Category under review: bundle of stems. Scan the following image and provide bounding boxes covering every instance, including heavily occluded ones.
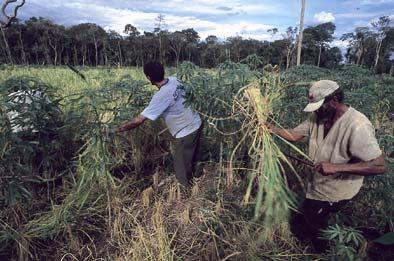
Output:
[228,75,309,233]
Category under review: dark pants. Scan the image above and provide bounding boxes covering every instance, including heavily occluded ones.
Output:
[173,126,203,187]
[291,198,349,253]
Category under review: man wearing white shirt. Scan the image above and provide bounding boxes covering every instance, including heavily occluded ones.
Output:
[118,61,203,187]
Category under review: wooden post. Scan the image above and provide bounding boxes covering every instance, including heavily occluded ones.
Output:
[296,0,305,66]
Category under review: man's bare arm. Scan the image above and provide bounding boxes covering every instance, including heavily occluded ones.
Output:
[315,155,387,176]
[267,124,305,142]
[117,115,146,132]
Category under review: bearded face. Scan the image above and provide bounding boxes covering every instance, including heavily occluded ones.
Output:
[316,100,336,123]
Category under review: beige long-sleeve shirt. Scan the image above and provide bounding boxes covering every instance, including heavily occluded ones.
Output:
[293,107,382,202]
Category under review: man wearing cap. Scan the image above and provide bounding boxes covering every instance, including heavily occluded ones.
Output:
[268,80,386,253]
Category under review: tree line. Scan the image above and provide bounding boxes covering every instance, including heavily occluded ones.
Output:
[1,16,393,73]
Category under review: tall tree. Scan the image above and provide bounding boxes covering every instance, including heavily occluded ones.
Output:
[282,26,298,69]
[341,27,373,65]
[86,24,106,66]
[124,24,141,66]
[47,23,66,65]
[371,16,391,71]
[154,14,166,64]
[226,36,243,62]
[168,31,186,66]
[201,35,221,67]
[11,20,27,64]
[181,28,199,62]
[24,17,57,65]
[0,0,26,64]
[382,28,394,75]
[316,22,335,67]
[267,27,278,44]
[107,30,123,66]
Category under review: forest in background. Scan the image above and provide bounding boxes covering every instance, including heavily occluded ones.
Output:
[1,15,393,73]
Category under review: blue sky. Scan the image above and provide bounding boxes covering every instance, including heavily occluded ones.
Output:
[10,0,394,49]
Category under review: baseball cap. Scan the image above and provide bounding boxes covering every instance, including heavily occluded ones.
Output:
[303,80,339,112]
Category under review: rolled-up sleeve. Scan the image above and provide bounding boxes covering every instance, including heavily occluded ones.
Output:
[141,91,172,121]
[292,117,311,137]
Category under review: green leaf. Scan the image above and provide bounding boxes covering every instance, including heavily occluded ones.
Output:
[372,232,394,245]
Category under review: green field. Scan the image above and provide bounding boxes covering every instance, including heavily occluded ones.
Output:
[0,64,393,260]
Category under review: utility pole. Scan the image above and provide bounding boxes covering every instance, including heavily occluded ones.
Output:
[296,0,305,66]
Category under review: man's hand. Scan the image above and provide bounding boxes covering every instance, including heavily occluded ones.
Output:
[117,125,128,132]
[117,115,147,133]
[265,122,275,133]
[314,162,338,176]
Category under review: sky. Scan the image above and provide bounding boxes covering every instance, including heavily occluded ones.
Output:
[7,0,394,50]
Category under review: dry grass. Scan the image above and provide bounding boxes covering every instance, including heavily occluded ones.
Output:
[95,165,308,261]
[0,133,311,261]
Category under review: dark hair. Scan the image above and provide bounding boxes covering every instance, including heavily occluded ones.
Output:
[143,61,165,82]
[324,88,344,103]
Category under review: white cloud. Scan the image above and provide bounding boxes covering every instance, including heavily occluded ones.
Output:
[26,1,274,41]
[332,39,349,49]
[147,0,278,17]
[24,0,279,22]
[361,0,394,5]
[314,11,335,23]
[353,20,371,27]
[149,0,235,15]
[231,3,278,14]
[196,21,273,40]
[331,39,350,59]
[336,11,385,19]
[342,0,394,6]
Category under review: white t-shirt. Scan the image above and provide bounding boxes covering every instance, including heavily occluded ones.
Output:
[141,77,202,138]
